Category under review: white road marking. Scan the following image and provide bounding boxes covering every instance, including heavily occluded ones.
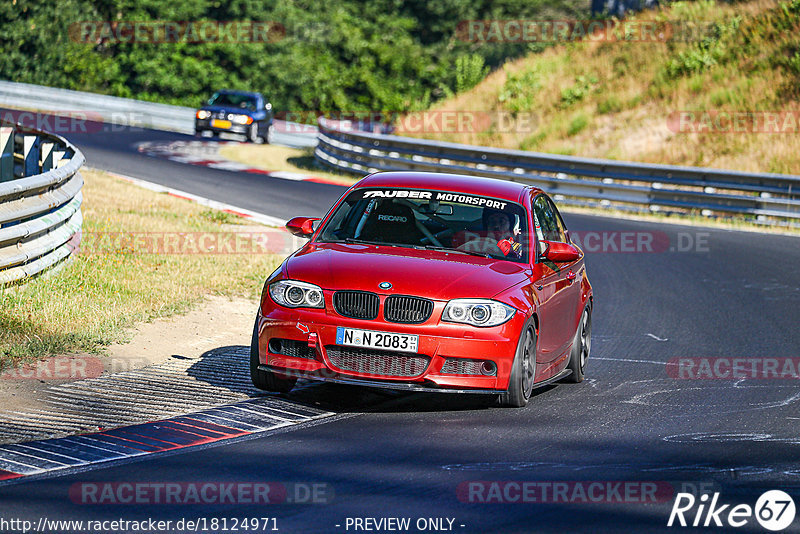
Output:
[593,357,665,365]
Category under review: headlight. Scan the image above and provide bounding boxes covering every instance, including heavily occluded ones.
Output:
[196,110,211,120]
[231,114,253,125]
[269,280,324,308]
[442,299,515,327]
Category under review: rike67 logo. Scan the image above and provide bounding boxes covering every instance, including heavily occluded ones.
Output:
[668,490,796,531]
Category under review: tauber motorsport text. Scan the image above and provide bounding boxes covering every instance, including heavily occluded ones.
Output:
[361,190,508,210]
[667,490,796,530]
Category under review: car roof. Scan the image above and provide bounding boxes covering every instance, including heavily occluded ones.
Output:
[355,171,543,204]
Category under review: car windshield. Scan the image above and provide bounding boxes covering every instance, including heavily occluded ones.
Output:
[317,188,530,263]
[207,92,257,111]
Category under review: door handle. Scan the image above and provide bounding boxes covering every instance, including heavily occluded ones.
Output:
[565,270,577,283]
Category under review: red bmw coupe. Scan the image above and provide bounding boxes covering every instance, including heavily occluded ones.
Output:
[251,172,592,407]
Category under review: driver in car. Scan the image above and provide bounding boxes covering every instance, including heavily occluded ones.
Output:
[459,208,522,258]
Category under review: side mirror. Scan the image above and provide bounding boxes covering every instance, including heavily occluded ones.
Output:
[540,240,580,262]
[286,216,320,238]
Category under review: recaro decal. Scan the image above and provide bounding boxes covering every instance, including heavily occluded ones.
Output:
[377,215,408,222]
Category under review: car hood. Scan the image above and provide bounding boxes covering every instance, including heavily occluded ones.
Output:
[285,242,530,300]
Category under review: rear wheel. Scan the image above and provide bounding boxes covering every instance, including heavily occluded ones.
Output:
[566,304,592,383]
[264,123,275,144]
[499,321,537,408]
[250,318,296,393]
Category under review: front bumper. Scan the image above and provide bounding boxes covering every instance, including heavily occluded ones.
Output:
[195,118,249,135]
[256,298,525,392]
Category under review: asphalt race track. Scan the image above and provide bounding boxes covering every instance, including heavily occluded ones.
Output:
[1,122,799,533]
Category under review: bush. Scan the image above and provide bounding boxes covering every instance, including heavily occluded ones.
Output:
[597,95,622,114]
[498,68,542,114]
[560,75,599,108]
[567,113,589,136]
[456,54,489,94]
[662,16,742,79]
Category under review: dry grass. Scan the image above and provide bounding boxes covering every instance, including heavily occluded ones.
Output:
[0,169,282,365]
[403,0,800,175]
[219,144,360,185]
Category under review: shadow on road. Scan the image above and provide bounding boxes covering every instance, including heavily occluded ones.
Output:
[184,345,561,415]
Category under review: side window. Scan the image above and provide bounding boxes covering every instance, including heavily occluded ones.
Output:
[533,195,564,243]
[546,197,568,241]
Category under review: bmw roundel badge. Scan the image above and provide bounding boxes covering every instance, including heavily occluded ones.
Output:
[379,282,392,290]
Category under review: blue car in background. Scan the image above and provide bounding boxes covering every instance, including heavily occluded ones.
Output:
[195,90,274,143]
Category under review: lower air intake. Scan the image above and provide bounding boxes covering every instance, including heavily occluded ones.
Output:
[269,339,316,360]
[326,346,430,378]
[441,358,497,376]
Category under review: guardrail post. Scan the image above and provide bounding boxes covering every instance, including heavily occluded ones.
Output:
[40,142,55,172]
[52,145,66,169]
[22,135,41,177]
[0,127,12,182]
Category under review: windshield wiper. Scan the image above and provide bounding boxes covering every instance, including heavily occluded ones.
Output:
[343,238,398,247]
[421,245,492,259]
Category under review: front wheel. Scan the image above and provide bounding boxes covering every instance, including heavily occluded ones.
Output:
[250,318,296,393]
[498,321,537,408]
[248,123,263,144]
[565,304,592,383]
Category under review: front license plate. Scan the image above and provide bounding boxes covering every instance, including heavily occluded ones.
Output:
[211,119,232,129]
[336,327,419,353]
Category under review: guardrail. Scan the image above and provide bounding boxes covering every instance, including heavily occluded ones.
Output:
[315,117,800,223]
[0,120,84,285]
[0,80,319,148]
[0,80,195,134]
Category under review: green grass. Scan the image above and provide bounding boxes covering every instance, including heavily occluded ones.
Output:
[567,113,590,136]
[0,169,282,367]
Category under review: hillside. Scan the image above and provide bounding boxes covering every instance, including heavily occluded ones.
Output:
[400,0,800,174]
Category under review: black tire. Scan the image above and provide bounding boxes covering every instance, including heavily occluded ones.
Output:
[264,123,275,144]
[565,304,592,383]
[498,320,537,408]
[248,122,262,144]
[250,318,297,393]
